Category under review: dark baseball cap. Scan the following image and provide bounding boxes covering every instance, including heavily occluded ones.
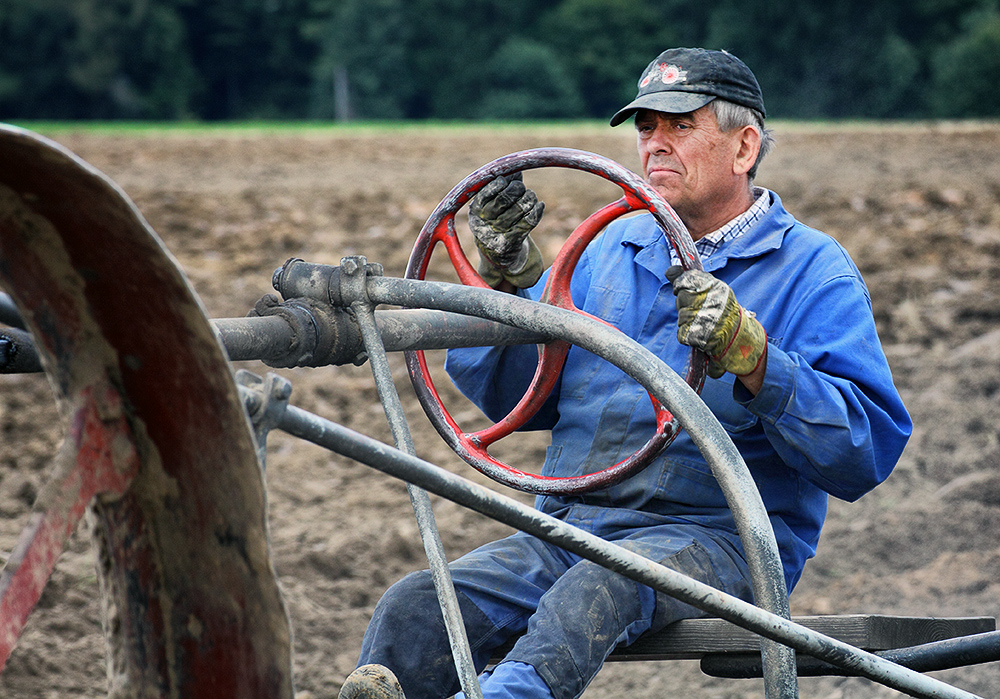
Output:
[610,48,765,126]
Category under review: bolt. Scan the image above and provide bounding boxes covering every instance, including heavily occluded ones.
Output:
[270,377,292,401]
[342,258,359,275]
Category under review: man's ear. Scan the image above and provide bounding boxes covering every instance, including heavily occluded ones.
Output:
[733,125,762,177]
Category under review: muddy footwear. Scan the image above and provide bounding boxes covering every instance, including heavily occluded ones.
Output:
[338,664,406,699]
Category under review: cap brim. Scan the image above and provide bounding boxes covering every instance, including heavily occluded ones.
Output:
[609,92,716,126]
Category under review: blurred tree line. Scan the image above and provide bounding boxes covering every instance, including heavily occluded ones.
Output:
[3,0,1000,121]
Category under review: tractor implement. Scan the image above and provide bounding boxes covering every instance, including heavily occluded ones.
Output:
[0,124,996,699]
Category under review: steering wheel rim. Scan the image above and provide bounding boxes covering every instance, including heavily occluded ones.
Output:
[404,147,707,495]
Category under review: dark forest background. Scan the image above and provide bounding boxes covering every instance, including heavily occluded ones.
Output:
[3,0,1000,121]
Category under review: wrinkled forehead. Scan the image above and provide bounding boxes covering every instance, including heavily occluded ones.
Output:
[633,105,718,126]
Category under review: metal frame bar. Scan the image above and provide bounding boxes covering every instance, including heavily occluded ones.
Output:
[700,629,1000,678]
[270,256,795,695]
[342,258,484,699]
[246,389,978,699]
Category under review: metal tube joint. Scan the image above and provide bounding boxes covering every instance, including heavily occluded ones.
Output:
[272,256,384,309]
[248,292,365,368]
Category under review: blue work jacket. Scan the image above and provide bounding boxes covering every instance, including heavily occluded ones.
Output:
[445,192,912,590]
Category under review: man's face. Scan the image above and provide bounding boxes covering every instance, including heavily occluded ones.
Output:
[635,106,748,224]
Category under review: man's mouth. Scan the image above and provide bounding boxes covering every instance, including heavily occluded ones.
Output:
[647,165,681,179]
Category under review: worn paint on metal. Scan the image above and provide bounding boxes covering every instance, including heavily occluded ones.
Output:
[0,386,139,669]
[0,125,293,698]
[404,148,707,496]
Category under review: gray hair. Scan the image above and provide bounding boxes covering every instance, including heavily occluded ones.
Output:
[708,99,774,181]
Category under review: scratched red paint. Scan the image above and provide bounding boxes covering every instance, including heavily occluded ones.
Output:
[0,388,138,670]
[406,149,703,495]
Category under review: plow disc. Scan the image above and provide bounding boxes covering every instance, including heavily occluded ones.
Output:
[0,126,292,697]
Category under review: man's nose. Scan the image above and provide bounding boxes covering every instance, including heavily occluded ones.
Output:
[647,125,674,153]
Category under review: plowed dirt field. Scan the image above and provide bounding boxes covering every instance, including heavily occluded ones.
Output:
[2,122,1000,698]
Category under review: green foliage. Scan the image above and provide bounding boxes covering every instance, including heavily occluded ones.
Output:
[539,0,694,119]
[931,8,1000,116]
[179,0,319,119]
[403,0,563,118]
[0,0,78,118]
[1,0,999,120]
[704,0,925,117]
[474,39,583,119]
[310,0,415,119]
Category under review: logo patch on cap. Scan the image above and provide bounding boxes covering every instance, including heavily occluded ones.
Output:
[640,62,688,88]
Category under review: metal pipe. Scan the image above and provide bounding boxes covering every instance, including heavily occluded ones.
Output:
[0,292,25,330]
[885,631,1000,674]
[350,293,484,699]
[216,308,544,365]
[269,260,799,694]
[271,262,794,651]
[0,326,42,373]
[268,399,979,699]
[214,315,298,362]
[372,309,547,352]
[5,310,546,374]
[701,630,1000,678]
[357,274,798,696]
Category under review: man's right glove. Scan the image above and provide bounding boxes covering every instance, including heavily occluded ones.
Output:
[665,266,767,379]
[469,172,545,288]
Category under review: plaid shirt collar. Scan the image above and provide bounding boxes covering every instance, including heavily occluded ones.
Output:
[668,187,771,267]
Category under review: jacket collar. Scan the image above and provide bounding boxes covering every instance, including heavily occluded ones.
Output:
[623,190,794,277]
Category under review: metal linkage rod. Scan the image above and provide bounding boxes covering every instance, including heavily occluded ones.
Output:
[270,401,980,699]
[0,326,41,373]
[269,258,798,695]
[0,292,24,329]
[702,630,1000,679]
[342,259,483,699]
[214,308,544,366]
[883,632,1000,674]
[270,262,794,636]
[3,309,545,373]
[371,309,547,352]
[214,315,299,363]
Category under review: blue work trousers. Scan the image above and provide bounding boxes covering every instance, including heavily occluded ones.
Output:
[357,522,754,699]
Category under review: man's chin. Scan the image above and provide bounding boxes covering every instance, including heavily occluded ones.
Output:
[645,177,680,204]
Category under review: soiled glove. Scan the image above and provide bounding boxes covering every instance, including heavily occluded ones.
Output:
[469,172,544,288]
[665,266,767,379]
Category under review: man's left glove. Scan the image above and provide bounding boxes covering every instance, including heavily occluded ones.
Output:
[665,266,767,379]
[469,172,545,288]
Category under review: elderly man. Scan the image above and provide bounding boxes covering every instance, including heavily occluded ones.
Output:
[342,47,911,699]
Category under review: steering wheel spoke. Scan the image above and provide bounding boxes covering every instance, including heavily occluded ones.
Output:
[463,339,571,450]
[415,212,492,288]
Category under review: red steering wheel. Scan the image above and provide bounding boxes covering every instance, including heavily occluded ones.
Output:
[404,148,707,495]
